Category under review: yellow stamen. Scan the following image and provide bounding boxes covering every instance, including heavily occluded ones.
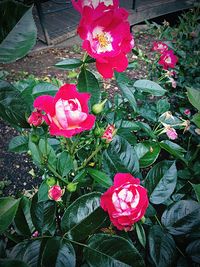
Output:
[96,33,109,48]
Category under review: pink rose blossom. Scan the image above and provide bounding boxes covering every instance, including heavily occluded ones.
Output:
[72,0,119,13]
[158,50,178,70]
[166,127,178,140]
[73,1,134,78]
[102,124,115,143]
[33,84,96,138]
[48,185,63,201]
[152,41,168,53]
[28,110,43,127]
[100,173,149,231]
[184,109,191,116]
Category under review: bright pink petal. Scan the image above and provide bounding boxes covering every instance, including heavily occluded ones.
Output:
[34,95,55,116]
[114,173,140,187]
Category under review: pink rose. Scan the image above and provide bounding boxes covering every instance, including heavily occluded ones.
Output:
[184,109,191,116]
[166,127,178,140]
[33,84,96,138]
[48,185,63,201]
[102,124,115,143]
[158,50,178,70]
[28,110,43,127]
[73,1,134,78]
[72,0,119,13]
[100,173,149,231]
[152,41,168,53]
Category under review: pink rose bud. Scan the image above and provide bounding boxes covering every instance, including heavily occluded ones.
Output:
[28,110,43,127]
[152,41,168,53]
[100,173,149,231]
[166,127,178,140]
[32,231,39,237]
[184,109,191,116]
[48,185,63,201]
[102,124,115,143]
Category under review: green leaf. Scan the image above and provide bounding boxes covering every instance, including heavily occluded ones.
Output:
[144,160,177,204]
[159,140,186,162]
[156,98,170,114]
[115,72,137,112]
[77,68,101,107]
[0,259,29,267]
[187,87,200,111]
[8,135,28,153]
[103,135,139,177]
[32,82,58,98]
[38,181,49,202]
[28,138,41,167]
[87,168,113,188]
[186,240,200,264]
[161,200,200,235]
[84,233,145,267]
[191,183,200,202]
[192,112,200,128]
[61,192,107,241]
[30,195,56,235]
[39,139,57,168]
[135,222,146,248]
[41,237,76,267]
[57,151,73,178]
[134,79,166,96]
[0,197,20,234]
[10,240,41,267]
[148,225,177,267]
[135,141,160,168]
[0,2,37,63]
[55,58,83,70]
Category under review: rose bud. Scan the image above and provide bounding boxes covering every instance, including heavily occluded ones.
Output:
[102,124,116,143]
[67,182,78,192]
[48,185,63,201]
[92,99,107,115]
[28,109,43,127]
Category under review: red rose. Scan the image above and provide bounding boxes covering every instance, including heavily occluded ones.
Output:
[100,173,149,231]
[158,50,178,70]
[28,109,43,127]
[48,185,63,201]
[152,41,168,53]
[73,1,134,78]
[34,84,96,138]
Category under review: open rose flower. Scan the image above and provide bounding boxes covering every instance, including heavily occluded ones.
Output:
[158,50,178,70]
[34,84,96,137]
[152,41,168,53]
[102,124,115,143]
[28,109,43,127]
[73,1,134,78]
[100,173,149,231]
[48,185,63,201]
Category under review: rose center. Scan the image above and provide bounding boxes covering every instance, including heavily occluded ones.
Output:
[96,33,110,48]
[165,56,171,64]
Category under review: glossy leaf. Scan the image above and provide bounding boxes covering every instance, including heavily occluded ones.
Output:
[187,87,200,111]
[0,197,20,234]
[38,181,49,202]
[87,168,113,188]
[84,233,145,267]
[77,68,100,107]
[28,138,42,167]
[39,139,57,168]
[8,135,28,153]
[32,82,58,98]
[103,135,139,177]
[159,140,186,162]
[61,192,107,241]
[115,72,137,112]
[144,161,177,204]
[134,79,166,96]
[41,237,76,267]
[135,141,160,168]
[57,151,73,177]
[192,112,200,128]
[156,98,170,114]
[55,58,83,70]
[161,200,200,235]
[186,239,200,263]
[135,222,146,248]
[148,225,177,267]
[0,2,37,63]
[191,183,200,202]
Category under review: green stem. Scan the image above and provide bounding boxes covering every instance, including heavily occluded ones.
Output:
[82,51,88,62]
[47,163,68,185]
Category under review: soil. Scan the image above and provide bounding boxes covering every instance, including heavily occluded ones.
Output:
[0,31,152,196]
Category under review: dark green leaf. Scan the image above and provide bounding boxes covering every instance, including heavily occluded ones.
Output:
[103,135,139,177]
[84,233,145,267]
[38,181,49,202]
[187,87,200,111]
[0,259,29,267]
[191,183,200,202]
[55,58,83,70]
[186,240,200,263]
[161,200,200,235]
[135,222,146,248]
[135,141,160,168]
[192,112,200,128]
[77,68,100,107]
[144,161,177,204]
[156,98,170,114]
[115,72,137,112]
[28,138,41,167]
[87,168,113,188]
[0,197,20,234]
[61,192,107,241]
[39,139,57,168]
[8,135,28,153]
[41,237,76,267]
[57,151,73,178]
[32,82,58,98]
[134,79,166,96]
[148,225,177,267]
[0,2,37,63]
[159,140,186,162]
